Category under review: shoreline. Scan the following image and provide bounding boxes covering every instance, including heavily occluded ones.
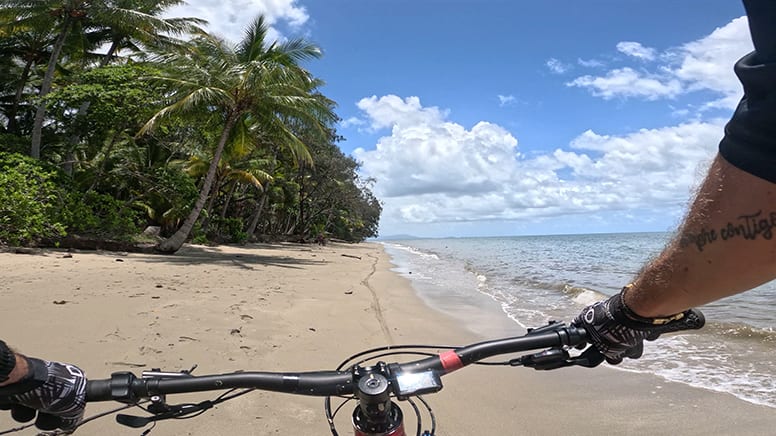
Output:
[0,242,773,435]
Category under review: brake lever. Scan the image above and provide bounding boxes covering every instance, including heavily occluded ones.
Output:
[116,400,215,428]
[511,346,605,370]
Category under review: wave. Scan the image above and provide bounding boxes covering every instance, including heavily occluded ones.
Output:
[559,284,608,306]
[703,321,776,344]
[381,242,440,260]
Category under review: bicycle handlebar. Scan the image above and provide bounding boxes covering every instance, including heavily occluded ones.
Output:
[86,325,589,402]
[1,314,705,435]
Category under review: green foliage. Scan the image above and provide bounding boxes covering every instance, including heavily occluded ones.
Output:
[133,167,199,235]
[208,216,248,244]
[0,133,29,155]
[47,64,166,136]
[58,190,139,239]
[0,152,65,245]
[1,11,383,249]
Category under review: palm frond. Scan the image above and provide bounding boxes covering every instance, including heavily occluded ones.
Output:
[137,86,233,136]
[237,15,270,62]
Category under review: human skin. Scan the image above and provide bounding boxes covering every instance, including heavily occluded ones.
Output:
[624,154,776,317]
[0,353,29,386]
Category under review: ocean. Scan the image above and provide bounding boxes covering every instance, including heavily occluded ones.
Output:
[381,233,776,408]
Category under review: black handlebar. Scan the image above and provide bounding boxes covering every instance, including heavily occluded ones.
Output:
[86,308,707,404]
[86,371,355,402]
[86,325,589,403]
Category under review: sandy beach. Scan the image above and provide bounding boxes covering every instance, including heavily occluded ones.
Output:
[0,242,773,435]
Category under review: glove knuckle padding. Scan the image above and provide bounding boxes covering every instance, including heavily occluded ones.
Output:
[574,291,702,364]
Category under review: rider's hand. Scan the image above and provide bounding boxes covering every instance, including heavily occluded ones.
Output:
[572,286,699,365]
[0,357,87,432]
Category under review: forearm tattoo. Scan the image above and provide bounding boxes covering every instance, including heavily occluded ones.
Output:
[679,210,776,252]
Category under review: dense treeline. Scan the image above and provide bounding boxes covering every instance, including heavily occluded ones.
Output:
[0,1,381,252]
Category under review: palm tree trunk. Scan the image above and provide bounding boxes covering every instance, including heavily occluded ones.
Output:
[246,194,267,237]
[87,130,120,192]
[30,19,72,159]
[220,181,238,219]
[199,172,221,234]
[64,41,120,167]
[246,147,278,237]
[7,58,34,135]
[156,113,239,253]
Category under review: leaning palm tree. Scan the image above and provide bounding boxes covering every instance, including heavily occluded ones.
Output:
[140,15,336,253]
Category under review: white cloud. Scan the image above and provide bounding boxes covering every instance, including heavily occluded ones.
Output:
[497,94,516,107]
[353,95,723,233]
[340,116,365,128]
[164,0,309,44]
[546,58,571,74]
[567,67,683,100]
[616,41,657,61]
[356,95,448,131]
[569,16,752,108]
[669,16,751,105]
[354,95,518,199]
[578,58,606,68]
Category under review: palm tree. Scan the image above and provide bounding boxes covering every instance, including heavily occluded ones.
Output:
[139,15,336,253]
[5,0,93,157]
[4,0,204,158]
[181,145,272,234]
[0,28,54,134]
[61,0,205,174]
[91,0,205,65]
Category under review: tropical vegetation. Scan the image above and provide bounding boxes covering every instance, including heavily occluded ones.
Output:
[0,2,381,251]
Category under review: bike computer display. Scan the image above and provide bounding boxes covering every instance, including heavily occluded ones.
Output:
[393,370,442,398]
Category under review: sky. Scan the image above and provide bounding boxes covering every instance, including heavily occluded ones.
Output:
[165,0,753,238]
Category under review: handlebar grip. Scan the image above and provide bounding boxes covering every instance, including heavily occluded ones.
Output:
[86,379,113,402]
[645,308,705,340]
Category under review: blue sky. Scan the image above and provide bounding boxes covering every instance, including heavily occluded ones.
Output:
[166,1,752,238]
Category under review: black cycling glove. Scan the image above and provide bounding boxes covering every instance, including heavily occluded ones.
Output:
[572,287,705,364]
[0,357,87,432]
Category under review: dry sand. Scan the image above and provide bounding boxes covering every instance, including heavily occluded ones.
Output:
[0,242,773,435]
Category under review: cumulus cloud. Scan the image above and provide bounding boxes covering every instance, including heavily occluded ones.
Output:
[616,41,657,61]
[669,16,752,106]
[164,0,309,44]
[353,95,723,231]
[356,95,448,130]
[340,116,365,128]
[568,68,683,100]
[569,16,752,108]
[354,95,518,199]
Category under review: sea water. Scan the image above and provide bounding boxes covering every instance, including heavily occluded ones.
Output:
[382,233,776,408]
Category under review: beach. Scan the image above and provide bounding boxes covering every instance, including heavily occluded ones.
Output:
[0,242,773,435]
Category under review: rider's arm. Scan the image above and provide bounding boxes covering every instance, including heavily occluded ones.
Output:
[574,0,776,364]
[0,342,29,386]
[0,340,87,431]
[625,0,776,317]
[624,154,776,317]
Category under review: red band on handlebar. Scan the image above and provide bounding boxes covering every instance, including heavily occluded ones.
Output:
[439,350,463,373]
